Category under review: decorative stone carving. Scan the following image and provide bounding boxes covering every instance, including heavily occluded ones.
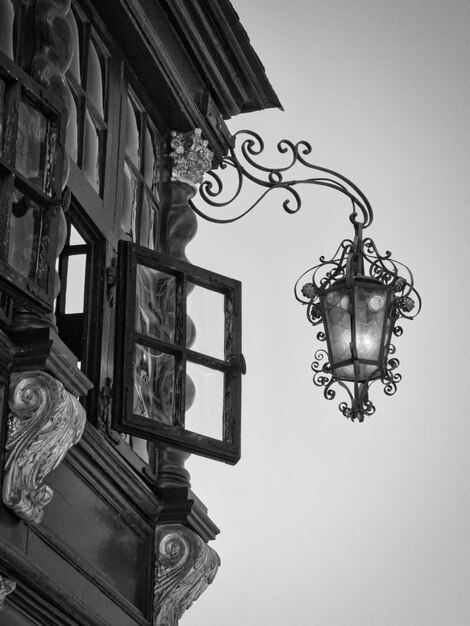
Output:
[0,575,16,610]
[2,370,86,524]
[154,524,220,626]
[170,129,214,189]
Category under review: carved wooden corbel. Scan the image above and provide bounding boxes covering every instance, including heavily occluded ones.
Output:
[2,370,86,524]
[0,575,16,610]
[170,129,214,190]
[154,524,220,626]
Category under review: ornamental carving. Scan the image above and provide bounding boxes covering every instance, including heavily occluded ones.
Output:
[154,524,220,626]
[170,129,214,189]
[2,371,86,524]
[0,575,16,610]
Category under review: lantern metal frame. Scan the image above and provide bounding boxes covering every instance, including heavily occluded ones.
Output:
[190,129,421,421]
[294,223,421,421]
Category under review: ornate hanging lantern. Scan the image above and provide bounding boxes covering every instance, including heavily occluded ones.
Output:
[295,222,420,421]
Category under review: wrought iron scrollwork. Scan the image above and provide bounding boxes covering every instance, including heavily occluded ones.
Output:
[192,130,373,228]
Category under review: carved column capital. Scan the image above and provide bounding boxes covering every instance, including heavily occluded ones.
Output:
[2,370,86,524]
[0,575,16,610]
[170,129,214,190]
[154,524,220,626]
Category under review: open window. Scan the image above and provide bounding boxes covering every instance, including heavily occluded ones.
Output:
[113,241,244,464]
[55,222,88,364]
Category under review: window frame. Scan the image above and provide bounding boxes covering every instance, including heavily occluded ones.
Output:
[113,241,243,464]
[0,51,65,315]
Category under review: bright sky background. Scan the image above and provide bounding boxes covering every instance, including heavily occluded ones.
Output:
[182,2,470,625]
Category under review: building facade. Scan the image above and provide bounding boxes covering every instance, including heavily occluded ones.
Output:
[0,1,280,623]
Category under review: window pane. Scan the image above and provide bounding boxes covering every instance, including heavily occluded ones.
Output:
[0,1,15,59]
[65,254,86,313]
[136,265,175,341]
[133,344,174,424]
[83,110,99,191]
[129,437,149,464]
[65,92,78,162]
[139,192,158,250]
[185,362,223,440]
[86,40,104,116]
[125,98,139,166]
[65,9,81,82]
[144,126,158,192]
[8,189,42,280]
[121,162,138,238]
[69,224,85,246]
[16,99,48,186]
[0,78,5,155]
[186,284,225,359]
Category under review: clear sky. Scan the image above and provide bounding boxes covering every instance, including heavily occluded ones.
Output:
[181,2,470,625]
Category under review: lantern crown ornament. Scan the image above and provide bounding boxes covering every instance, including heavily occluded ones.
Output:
[189,129,421,422]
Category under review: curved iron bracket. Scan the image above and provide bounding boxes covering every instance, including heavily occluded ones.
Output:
[191,129,374,229]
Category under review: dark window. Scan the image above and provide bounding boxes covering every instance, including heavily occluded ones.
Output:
[113,242,243,464]
[0,54,64,313]
[65,5,109,195]
[120,89,163,248]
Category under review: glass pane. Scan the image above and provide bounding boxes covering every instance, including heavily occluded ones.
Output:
[16,99,48,186]
[83,110,100,191]
[86,40,104,116]
[354,284,388,362]
[65,254,86,313]
[0,1,15,59]
[144,126,158,192]
[8,189,41,280]
[136,265,175,342]
[139,192,158,250]
[0,78,5,155]
[185,362,224,440]
[133,344,174,424]
[65,92,78,162]
[121,162,138,238]
[130,437,149,464]
[125,97,139,166]
[69,224,85,246]
[186,284,225,359]
[65,9,81,82]
[322,287,351,365]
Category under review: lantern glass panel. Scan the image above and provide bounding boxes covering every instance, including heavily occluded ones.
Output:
[133,343,175,424]
[354,283,389,365]
[135,265,176,341]
[321,279,392,383]
[322,285,352,364]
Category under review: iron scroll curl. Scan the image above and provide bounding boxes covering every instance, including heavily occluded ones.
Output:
[192,130,374,229]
